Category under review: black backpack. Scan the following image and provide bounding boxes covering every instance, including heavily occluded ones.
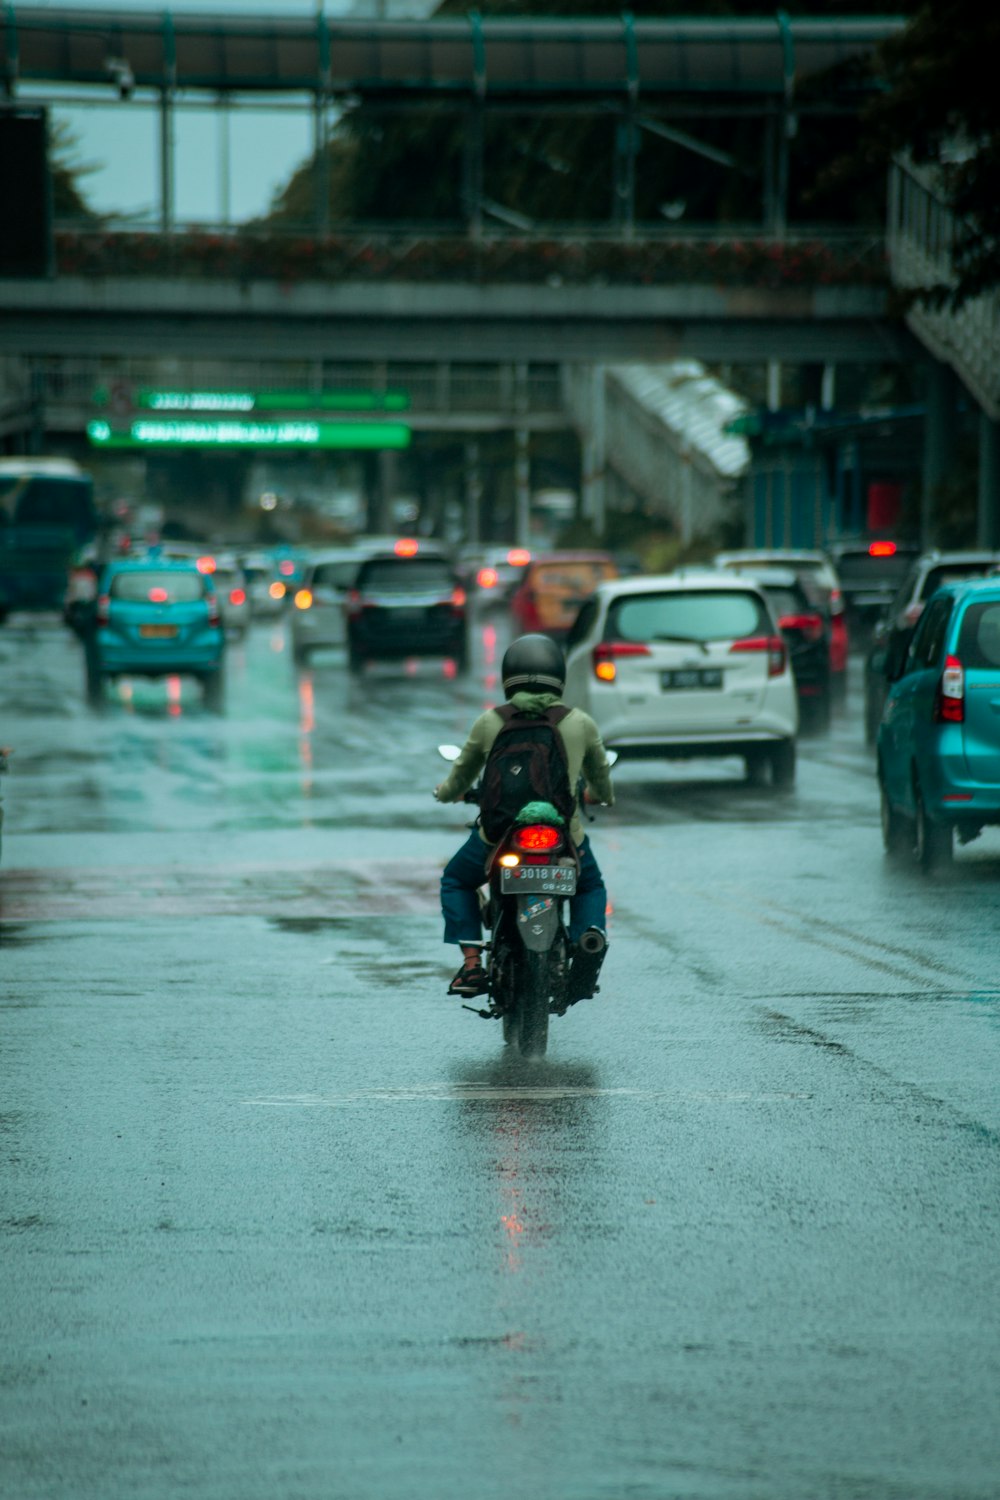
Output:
[479,704,575,844]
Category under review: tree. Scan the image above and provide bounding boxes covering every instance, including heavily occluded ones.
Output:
[49,119,101,223]
[855,0,1000,305]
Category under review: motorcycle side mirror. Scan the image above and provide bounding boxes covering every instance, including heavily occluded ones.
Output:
[437,744,462,762]
[606,750,619,766]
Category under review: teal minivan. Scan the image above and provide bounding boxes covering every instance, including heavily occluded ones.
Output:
[877,578,1000,870]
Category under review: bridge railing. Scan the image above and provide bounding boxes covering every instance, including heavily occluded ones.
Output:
[888,158,1000,419]
[51,224,886,290]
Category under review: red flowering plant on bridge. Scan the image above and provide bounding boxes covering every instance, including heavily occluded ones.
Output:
[53,229,887,289]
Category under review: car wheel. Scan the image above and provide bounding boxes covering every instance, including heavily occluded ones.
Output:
[769,738,796,791]
[914,782,953,872]
[879,774,911,859]
[202,668,226,713]
[745,747,769,786]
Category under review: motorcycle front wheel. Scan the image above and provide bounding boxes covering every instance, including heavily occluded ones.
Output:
[516,948,552,1058]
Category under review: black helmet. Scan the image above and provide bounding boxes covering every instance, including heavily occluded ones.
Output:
[501,634,566,697]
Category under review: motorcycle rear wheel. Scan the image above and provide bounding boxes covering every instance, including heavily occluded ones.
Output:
[516,948,551,1058]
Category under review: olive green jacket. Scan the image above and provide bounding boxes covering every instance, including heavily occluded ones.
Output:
[436,690,614,846]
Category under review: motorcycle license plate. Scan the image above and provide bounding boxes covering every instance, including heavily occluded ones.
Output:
[500,865,576,895]
[661,668,722,690]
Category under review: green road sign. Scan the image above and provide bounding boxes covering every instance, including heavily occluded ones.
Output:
[87,418,412,450]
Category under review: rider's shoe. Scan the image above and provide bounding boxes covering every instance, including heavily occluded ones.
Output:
[448,963,489,997]
[567,928,607,1002]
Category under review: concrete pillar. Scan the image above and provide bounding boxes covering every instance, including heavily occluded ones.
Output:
[581,365,606,537]
[978,410,1000,549]
[922,361,957,547]
[159,88,175,233]
[514,428,531,549]
[464,440,482,546]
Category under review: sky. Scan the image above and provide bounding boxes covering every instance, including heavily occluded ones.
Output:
[23,0,434,224]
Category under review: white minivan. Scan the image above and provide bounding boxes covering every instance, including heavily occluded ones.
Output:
[563,570,799,787]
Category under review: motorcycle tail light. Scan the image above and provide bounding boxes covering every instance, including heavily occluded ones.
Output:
[513,824,562,852]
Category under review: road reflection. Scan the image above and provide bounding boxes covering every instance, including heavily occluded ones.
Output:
[449,1051,604,1426]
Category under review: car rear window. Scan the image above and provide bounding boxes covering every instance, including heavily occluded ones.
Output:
[313,561,359,589]
[109,570,205,603]
[359,558,454,592]
[920,563,995,600]
[835,549,917,585]
[957,601,1000,668]
[605,589,770,644]
[760,584,813,619]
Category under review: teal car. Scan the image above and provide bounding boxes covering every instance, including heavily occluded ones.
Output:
[877,577,1000,870]
[87,553,226,709]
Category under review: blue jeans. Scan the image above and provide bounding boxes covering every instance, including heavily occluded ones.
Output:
[441,831,607,946]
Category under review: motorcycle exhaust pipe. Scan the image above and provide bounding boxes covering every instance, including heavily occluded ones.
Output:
[578,929,606,955]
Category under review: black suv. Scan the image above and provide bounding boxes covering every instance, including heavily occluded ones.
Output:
[863,549,1000,742]
[345,545,468,672]
[828,540,921,650]
[733,566,833,730]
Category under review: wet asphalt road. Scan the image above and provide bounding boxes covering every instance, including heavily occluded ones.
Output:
[2,610,999,1500]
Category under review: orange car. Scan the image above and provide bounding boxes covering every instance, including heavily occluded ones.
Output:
[510,551,619,636]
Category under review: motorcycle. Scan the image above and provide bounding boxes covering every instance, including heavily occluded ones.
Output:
[438,744,613,1058]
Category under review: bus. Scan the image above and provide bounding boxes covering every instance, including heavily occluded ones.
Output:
[0,458,98,620]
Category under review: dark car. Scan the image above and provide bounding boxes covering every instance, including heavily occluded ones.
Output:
[878,578,1000,871]
[715,548,849,697]
[863,550,1000,743]
[346,543,467,672]
[729,566,832,729]
[828,539,921,648]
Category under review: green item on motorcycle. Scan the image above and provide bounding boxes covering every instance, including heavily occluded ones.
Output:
[514,800,565,825]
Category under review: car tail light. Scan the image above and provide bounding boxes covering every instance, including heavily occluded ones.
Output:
[148,587,169,603]
[869,541,897,557]
[451,587,467,610]
[206,594,221,629]
[477,567,499,589]
[294,589,313,610]
[269,581,286,600]
[95,593,110,627]
[829,587,844,615]
[279,560,296,576]
[729,635,787,677]
[197,555,216,574]
[507,548,531,567]
[512,823,562,853]
[394,538,419,557]
[937,654,965,722]
[830,614,848,672]
[779,612,824,643]
[229,588,246,606]
[346,588,364,617]
[592,641,651,682]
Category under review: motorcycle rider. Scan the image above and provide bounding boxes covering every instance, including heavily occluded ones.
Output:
[434,632,614,999]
